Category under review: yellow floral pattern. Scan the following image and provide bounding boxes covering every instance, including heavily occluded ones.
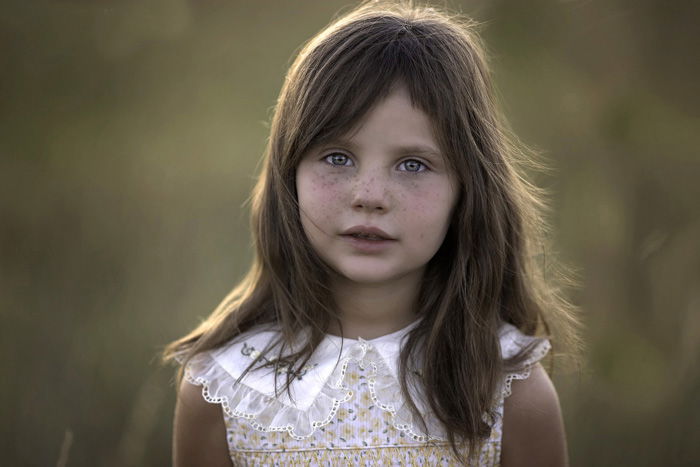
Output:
[179,323,551,466]
[223,359,503,466]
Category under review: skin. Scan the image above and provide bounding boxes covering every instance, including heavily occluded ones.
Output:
[296,83,458,339]
[172,378,231,467]
[502,364,569,467]
[172,84,568,466]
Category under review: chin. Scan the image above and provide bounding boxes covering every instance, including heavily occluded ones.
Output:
[332,265,415,287]
[344,275,397,286]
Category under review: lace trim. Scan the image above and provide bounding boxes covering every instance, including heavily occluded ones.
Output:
[181,338,444,442]
[501,339,551,398]
[182,351,352,441]
[342,338,444,442]
[181,327,550,442]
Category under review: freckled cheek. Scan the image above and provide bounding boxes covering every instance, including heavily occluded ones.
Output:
[299,174,346,223]
[313,175,345,204]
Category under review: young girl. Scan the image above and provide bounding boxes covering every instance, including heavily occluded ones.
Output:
[164,2,578,465]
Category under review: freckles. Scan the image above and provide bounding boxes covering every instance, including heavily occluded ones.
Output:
[307,173,346,208]
[310,173,338,190]
[321,175,339,189]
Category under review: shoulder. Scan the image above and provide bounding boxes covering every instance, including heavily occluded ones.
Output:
[501,363,568,467]
[172,378,232,467]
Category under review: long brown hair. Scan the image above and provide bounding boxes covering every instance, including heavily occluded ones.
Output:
[164,0,579,461]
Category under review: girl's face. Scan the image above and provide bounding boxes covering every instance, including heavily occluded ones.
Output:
[296,84,458,288]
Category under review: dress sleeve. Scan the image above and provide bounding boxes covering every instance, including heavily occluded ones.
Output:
[498,323,551,398]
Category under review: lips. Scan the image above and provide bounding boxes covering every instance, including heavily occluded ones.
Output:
[340,225,395,241]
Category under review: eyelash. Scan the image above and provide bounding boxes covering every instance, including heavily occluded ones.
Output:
[322,153,429,173]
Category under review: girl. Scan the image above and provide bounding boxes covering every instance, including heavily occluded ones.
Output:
[164,1,579,465]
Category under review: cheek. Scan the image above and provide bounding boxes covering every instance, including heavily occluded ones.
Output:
[297,171,344,224]
[404,184,456,241]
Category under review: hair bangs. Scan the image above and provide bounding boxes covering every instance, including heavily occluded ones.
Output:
[164,3,581,463]
[289,17,456,166]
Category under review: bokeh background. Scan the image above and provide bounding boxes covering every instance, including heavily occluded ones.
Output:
[1,0,698,465]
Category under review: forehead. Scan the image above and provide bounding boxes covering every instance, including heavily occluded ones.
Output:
[310,83,438,147]
[342,84,439,149]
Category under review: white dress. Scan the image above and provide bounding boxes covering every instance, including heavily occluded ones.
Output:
[181,321,550,466]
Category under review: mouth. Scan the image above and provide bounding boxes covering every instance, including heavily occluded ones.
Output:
[340,225,395,241]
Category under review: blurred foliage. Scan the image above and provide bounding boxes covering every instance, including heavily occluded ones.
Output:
[1,0,698,465]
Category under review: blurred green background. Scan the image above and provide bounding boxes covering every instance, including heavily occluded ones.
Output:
[1,0,698,465]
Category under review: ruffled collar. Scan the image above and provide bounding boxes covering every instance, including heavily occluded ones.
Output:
[209,319,420,411]
[183,320,550,441]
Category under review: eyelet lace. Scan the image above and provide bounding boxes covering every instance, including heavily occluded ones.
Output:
[180,324,550,441]
[499,324,552,398]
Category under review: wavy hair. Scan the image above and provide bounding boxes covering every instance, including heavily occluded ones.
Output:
[164,1,580,461]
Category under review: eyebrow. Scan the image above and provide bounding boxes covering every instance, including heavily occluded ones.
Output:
[321,137,442,158]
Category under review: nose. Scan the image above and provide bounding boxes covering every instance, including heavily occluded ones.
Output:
[351,172,389,213]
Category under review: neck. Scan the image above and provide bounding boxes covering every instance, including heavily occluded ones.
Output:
[328,272,422,340]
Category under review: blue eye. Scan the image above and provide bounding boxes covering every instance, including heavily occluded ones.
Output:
[399,159,426,172]
[324,153,353,166]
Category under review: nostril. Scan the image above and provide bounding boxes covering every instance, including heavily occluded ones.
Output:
[352,190,388,212]
[353,203,384,211]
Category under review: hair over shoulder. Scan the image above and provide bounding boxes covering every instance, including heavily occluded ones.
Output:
[164,0,581,460]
